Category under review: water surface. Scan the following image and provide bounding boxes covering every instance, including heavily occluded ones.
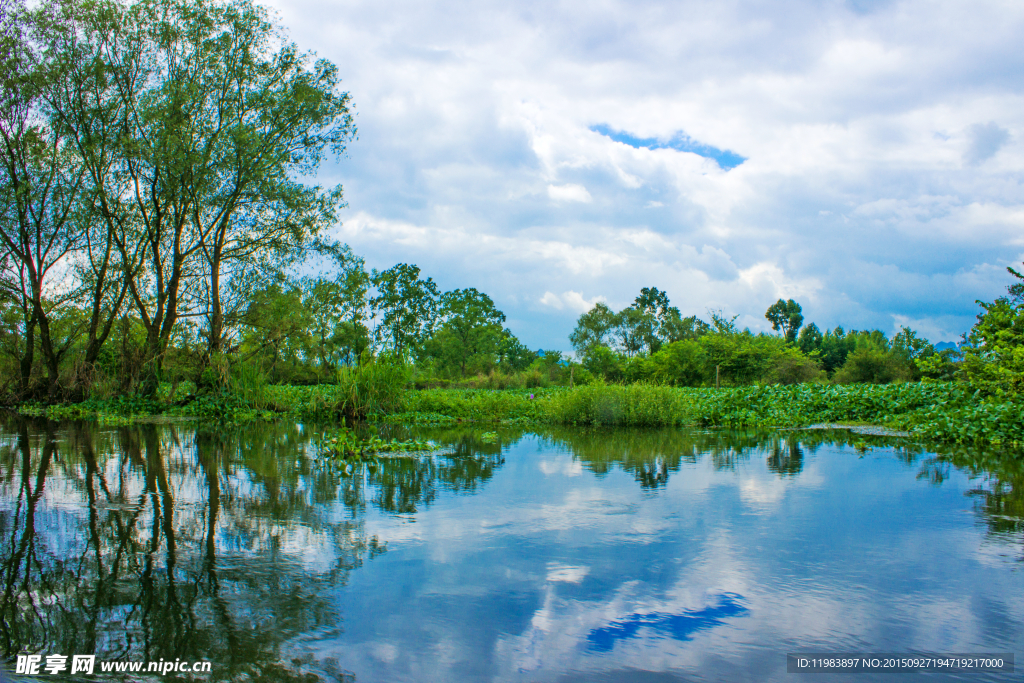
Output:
[1,418,1021,681]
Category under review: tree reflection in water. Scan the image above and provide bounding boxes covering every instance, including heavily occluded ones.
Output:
[0,418,376,682]
[523,427,815,487]
[2,417,1021,680]
[916,443,1024,558]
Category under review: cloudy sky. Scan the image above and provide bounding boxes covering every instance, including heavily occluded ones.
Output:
[268,0,1024,351]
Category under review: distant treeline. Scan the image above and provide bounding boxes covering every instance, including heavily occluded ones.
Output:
[568,289,949,387]
[566,269,1023,400]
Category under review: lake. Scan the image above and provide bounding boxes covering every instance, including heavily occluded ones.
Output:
[1,417,1021,682]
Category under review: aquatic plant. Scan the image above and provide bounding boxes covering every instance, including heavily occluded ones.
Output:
[318,428,438,460]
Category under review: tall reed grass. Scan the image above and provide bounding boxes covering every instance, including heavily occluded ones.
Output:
[334,358,411,419]
[542,384,688,426]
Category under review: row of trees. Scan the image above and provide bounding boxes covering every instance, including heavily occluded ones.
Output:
[234,253,536,385]
[568,290,949,387]
[565,262,1023,398]
[0,0,549,401]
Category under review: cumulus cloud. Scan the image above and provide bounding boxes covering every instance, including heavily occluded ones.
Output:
[268,0,1024,350]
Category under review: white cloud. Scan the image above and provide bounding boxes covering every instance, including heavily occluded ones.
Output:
[267,0,1024,350]
[538,290,606,313]
[547,183,593,203]
[737,262,824,303]
[538,292,563,309]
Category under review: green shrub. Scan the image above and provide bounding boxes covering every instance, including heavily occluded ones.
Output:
[833,347,913,384]
[647,340,705,386]
[763,349,825,385]
[687,382,951,428]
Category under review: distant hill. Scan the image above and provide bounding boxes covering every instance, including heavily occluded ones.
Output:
[934,341,959,351]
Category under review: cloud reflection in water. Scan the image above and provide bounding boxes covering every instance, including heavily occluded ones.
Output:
[586,593,749,652]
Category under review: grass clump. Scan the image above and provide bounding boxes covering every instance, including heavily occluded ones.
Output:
[543,383,688,426]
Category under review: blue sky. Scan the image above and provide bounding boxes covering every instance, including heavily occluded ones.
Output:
[589,125,747,170]
[269,0,1023,351]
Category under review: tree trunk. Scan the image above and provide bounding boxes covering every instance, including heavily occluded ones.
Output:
[207,241,224,356]
[19,308,36,397]
[33,301,61,402]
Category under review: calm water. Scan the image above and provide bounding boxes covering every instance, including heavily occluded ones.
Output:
[1,418,1022,682]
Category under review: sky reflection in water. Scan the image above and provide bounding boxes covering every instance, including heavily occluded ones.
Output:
[0,420,1021,682]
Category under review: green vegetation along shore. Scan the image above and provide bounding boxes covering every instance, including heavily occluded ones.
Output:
[14,380,1024,450]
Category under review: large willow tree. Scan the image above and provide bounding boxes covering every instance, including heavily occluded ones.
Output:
[25,0,354,394]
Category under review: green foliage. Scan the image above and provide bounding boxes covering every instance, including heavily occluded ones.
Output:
[370,263,440,359]
[815,325,846,372]
[683,381,1023,448]
[959,293,1024,399]
[580,344,623,379]
[570,302,618,360]
[690,382,946,428]
[916,348,960,381]
[386,382,1024,448]
[376,411,459,425]
[631,286,674,354]
[765,299,804,342]
[404,387,547,422]
[497,329,537,371]
[420,288,505,377]
[17,394,163,421]
[646,339,705,386]
[893,391,1024,446]
[833,347,913,384]
[798,322,823,355]
[762,347,825,385]
[263,384,345,417]
[613,306,650,358]
[800,326,924,382]
[570,289,709,372]
[177,390,257,421]
[661,312,711,343]
[227,359,271,410]
[15,377,1024,450]
[708,310,740,334]
[697,332,786,385]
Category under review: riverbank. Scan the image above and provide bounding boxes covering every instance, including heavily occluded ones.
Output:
[10,381,1024,449]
